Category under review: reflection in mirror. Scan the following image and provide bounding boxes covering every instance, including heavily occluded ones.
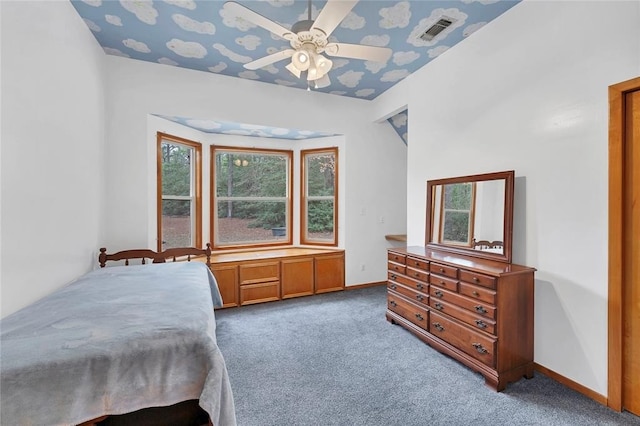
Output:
[427,171,514,263]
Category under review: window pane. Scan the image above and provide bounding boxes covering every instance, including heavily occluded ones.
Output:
[215,152,287,197]
[306,199,334,241]
[216,200,287,244]
[161,143,192,196]
[162,199,192,248]
[306,153,335,197]
[442,211,470,243]
[444,183,472,209]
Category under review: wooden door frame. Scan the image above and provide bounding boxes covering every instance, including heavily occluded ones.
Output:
[608,76,640,411]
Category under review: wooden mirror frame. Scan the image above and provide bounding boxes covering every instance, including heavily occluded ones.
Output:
[425,170,514,264]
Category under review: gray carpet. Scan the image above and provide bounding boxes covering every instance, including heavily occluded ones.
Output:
[215,286,640,426]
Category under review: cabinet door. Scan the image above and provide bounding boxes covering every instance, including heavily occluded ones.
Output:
[315,253,345,293]
[210,264,239,308]
[281,257,314,299]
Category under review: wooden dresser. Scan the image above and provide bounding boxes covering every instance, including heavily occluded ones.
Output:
[203,247,345,308]
[386,246,535,391]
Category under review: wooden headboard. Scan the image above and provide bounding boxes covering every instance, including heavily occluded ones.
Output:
[99,243,212,268]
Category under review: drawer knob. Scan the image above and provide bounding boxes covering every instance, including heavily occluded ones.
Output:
[475,320,488,329]
[434,302,444,310]
[433,322,444,332]
[434,290,443,298]
[391,274,397,280]
[414,272,420,277]
[415,313,424,321]
[475,305,488,314]
[389,300,397,307]
[390,284,397,290]
[472,291,479,296]
[416,283,423,290]
[439,268,445,273]
[472,343,488,354]
[416,295,424,301]
[473,277,479,282]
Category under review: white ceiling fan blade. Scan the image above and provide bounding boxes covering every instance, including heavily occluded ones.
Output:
[325,42,392,62]
[244,49,295,70]
[223,2,294,41]
[310,0,358,37]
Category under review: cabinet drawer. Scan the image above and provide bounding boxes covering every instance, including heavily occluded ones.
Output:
[387,282,429,306]
[430,274,458,292]
[459,282,496,305]
[388,272,427,292]
[406,267,429,282]
[430,311,496,368]
[387,293,429,330]
[388,252,406,265]
[459,270,497,289]
[429,298,496,335]
[429,262,458,279]
[431,286,496,320]
[239,261,280,285]
[388,261,406,275]
[406,256,429,271]
[240,281,280,305]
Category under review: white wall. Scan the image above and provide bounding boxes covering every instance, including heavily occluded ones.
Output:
[104,57,407,287]
[372,0,640,396]
[0,1,106,317]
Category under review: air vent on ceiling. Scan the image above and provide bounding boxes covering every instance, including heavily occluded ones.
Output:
[419,17,455,42]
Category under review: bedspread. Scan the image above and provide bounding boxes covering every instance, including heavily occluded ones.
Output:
[0,262,236,426]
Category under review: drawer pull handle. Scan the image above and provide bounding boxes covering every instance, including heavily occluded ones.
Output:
[433,322,444,332]
[434,290,443,298]
[475,305,488,314]
[472,291,479,296]
[475,320,488,329]
[390,284,397,290]
[391,274,397,280]
[416,283,423,290]
[414,272,420,277]
[434,302,444,310]
[473,277,479,282]
[472,343,488,354]
[416,295,424,301]
[439,268,445,273]
[415,313,424,321]
[389,300,397,307]
[440,281,445,285]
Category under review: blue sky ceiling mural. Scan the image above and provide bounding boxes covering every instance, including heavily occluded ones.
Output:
[72,0,521,100]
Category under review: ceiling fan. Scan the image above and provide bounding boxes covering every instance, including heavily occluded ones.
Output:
[223,0,392,89]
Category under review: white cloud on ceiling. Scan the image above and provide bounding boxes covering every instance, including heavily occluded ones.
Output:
[381,69,410,82]
[167,39,207,58]
[123,38,150,53]
[463,22,486,37]
[337,70,364,88]
[239,70,260,79]
[298,5,320,22]
[427,45,450,58]
[103,47,130,57]
[364,61,386,74]
[407,8,467,47]
[220,7,257,31]
[361,34,390,47]
[172,14,216,35]
[105,15,123,26]
[331,59,350,70]
[82,0,101,6]
[186,119,221,130]
[461,0,500,4]
[263,64,279,74]
[235,34,261,51]
[393,51,420,66]
[120,0,158,25]
[83,19,101,32]
[260,0,295,7]
[163,0,196,10]
[275,79,297,86]
[355,88,375,98]
[213,43,252,63]
[341,12,365,30]
[379,1,411,29]
[270,128,290,135]
[208,62,228,73]
[222,129,253,136]
[392,113,408,127]
[158,57,179,66]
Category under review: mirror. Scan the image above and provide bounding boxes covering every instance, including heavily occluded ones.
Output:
[426,170,514,263]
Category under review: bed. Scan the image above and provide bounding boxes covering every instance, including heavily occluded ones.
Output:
[0,246,236,426]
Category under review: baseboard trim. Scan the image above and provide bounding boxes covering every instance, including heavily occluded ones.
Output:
[345,281,386,290]
[534,363,607,406]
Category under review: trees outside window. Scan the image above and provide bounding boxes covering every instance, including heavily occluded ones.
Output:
[301,148,338,246]
[157,133,202,251]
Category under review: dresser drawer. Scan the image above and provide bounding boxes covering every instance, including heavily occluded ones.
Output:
[239,261,280,285]
[430,311,496,367]
[406,267,429,282]
[431,286,496,320]
[388,252,406,265]
[388,272,427,292]
[459,282,496,305]
[388,282,429,306]
[429,298,496,335]
[240,281,280,305]
[388,261,406,275]
[459,270,497,290]
[430,274,458,292]
[406,256,429,271]
[387,294,429,330]
[430,262,458,279]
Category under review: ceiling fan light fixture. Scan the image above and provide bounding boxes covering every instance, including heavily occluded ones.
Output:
[286,62,301,78]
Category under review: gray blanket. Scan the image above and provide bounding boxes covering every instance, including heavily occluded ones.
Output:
[0,262,236,426]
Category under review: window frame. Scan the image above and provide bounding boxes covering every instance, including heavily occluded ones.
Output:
[210,145,293,250]
[156,132,202,252]
[300,147,338,246]
[439,182,476,247]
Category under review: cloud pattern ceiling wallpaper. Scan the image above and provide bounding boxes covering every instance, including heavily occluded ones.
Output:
[71,0,521,100]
